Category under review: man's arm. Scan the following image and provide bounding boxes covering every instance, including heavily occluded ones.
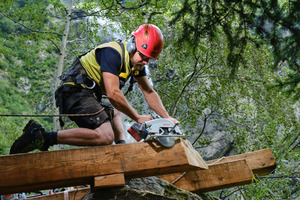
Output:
[102,72,153,123]
[136,76,179,124]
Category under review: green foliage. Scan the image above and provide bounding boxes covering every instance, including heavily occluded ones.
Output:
[0,115,22,155]
[112,1,299,199]
[0,0,298,199]
[0,80,31,114]
[169,0,300,99]
[0,0,62,144]
[0,80,32,155]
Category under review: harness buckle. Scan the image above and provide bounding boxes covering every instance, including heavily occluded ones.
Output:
[75,74,96,90]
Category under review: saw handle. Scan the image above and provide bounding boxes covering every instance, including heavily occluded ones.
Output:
[168,123,179,134]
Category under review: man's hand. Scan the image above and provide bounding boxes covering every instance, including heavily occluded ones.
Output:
[165,117,179,125]
[136,115,179,125]
[136,115,155,123]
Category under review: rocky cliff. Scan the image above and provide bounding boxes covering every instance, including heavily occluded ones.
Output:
[86,177,203,200]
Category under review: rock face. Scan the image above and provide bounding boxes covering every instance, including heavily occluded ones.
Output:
[199,131,234,161]
[86,177,203,200]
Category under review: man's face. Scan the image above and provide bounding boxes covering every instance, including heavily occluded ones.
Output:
[131,51,151,71]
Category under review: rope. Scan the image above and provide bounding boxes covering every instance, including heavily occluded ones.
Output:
[207,156,225,166]
[0,107,105,118]
[171,172,187,184]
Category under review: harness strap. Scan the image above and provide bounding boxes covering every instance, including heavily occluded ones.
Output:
[116,40,126,74]
[116,40,127,89]
[124,75,137,96]
[116,40,137,95]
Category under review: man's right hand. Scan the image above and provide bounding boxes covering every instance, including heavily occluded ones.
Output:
[136,115,154,123]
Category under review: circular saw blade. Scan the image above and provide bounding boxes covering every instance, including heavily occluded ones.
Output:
[156,136,175,148]
[156,127,175,148]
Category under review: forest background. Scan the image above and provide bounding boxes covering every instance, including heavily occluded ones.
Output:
[0,0,299,199]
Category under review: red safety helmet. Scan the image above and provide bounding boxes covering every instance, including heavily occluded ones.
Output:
[132,24,164,59]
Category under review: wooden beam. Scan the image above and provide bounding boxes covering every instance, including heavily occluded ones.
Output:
[94,173,125,188]
[0,139,207,194]
[159,148,276,193]
[25,149,275,199]
[160,159,254,193]
[206,148,276,176]
[28,159,255,199]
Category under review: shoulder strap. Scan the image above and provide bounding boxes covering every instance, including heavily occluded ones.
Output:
[115,40,137,96]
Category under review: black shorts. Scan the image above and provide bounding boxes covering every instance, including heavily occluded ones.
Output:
[55,85,113,129]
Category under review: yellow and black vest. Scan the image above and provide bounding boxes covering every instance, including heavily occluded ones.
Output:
[79,41,131,95]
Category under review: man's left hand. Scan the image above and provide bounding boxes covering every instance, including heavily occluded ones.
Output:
[166,117,179,125]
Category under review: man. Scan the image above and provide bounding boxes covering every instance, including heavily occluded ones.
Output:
[10,24,178,154]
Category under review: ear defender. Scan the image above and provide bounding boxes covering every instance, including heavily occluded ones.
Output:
[127,36,136,54]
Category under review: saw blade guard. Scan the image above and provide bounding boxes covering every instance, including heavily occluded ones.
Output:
[139,119,182,135]
[139,119,186,147]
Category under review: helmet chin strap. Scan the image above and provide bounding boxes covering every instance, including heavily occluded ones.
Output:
[132,65,144,71]
[129,51,135,58]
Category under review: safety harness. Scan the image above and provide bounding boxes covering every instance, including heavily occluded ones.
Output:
[55,41,137,127]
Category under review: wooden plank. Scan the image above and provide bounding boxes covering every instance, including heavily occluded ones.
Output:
[160,159,254,193]
[0,139,207,194]
[27,159,254,199]
[26,187,89,200]
[159,148,276,193]
[94,173,125,188]
[206,148,276,176]
[27,160,253,199]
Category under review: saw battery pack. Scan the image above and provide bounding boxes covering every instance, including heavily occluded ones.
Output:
[127,123,148,141]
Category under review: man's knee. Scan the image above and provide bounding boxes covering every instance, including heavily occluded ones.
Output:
[99,137,114,145]
[102,131,114,145]
[94,122,114,145]
[93,132,114,145]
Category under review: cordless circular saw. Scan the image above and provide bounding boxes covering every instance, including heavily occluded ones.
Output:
[127,119,188,148]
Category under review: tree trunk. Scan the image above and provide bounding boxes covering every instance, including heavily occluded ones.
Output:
[53,0,74,141]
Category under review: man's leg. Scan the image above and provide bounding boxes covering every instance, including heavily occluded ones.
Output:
[10,93,114,154]
[100,99,126,144]
[57,94,115,146]
[111,108,126,144]
[58,120,114,146]
[10,120,115,154]
[10,119,53,154]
